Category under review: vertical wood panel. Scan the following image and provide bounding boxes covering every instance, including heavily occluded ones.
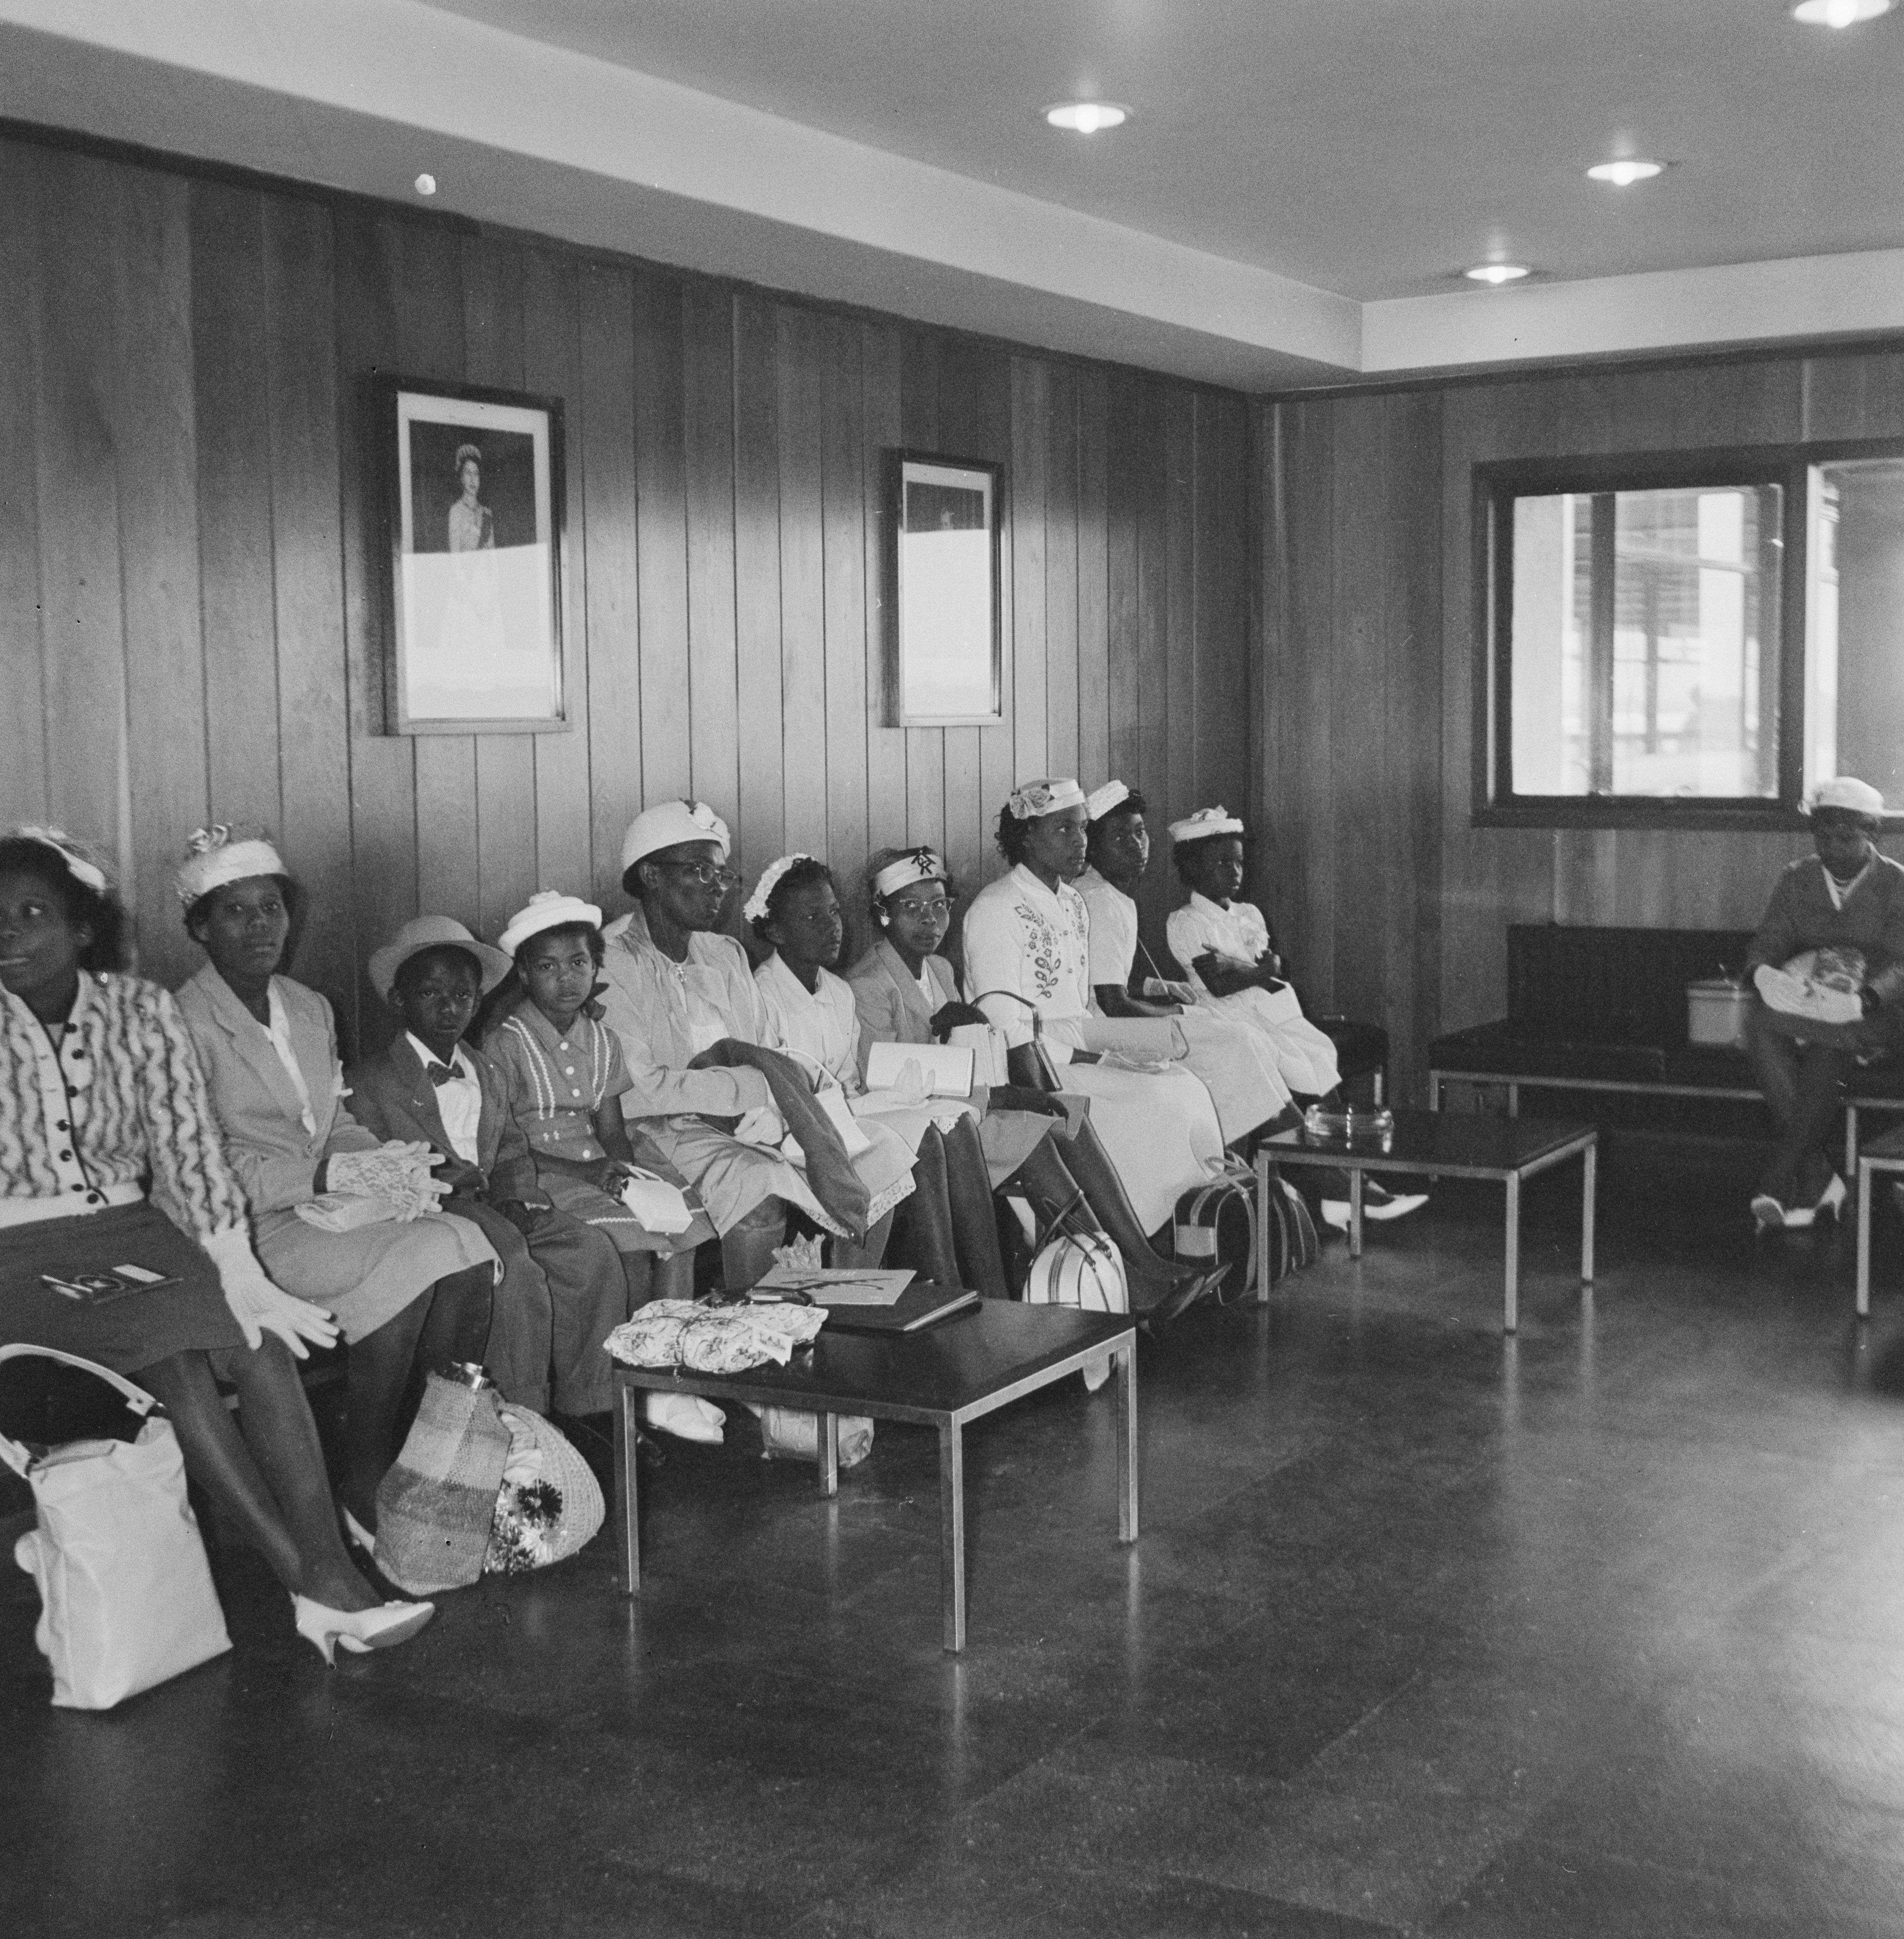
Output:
[1075,365,1112,790]
[33,152,130,875]
[0,145,49,831]
[682,282,739,854]
[462,234,538,939]
[522,248,594,901]
[970,348,1016,882]
[633,271,693,812]
[263,194,357,1034]
[820,314,870,927]
[1011,358,1050,791]
[776,306,830,861]
[898,329,945,857]
[332,205,415,1028]
[732,293,785,878]
[114,168,207,986]
[190,183,281,839]
[1043,363,1080,785]
[578,263,644,894]
[861,322,909,862]
[1105,370,1141,789]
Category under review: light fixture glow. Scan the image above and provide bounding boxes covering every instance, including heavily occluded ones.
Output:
[414,172,438,196]
[1792,0,1892,26]
[1587,158,1664,186]
[1465,262,1531,285]
[1043,100,1130,134]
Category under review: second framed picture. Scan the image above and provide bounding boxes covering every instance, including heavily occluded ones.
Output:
[378,377,569,734]
[886,451,1004,726]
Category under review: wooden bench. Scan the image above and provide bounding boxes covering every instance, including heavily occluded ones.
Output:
[1427,924,1904,1172]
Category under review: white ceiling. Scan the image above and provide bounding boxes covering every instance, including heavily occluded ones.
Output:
[4,0,1904,388]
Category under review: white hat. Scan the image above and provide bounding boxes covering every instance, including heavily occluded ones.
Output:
[1807,777,1886,821]
[12,827,109,895]
[368,916,512,1003]
[1006,779,1086,820]
[742,855,815,925]
[620,800,731,873]
[872,847,948,900]
[497,890,604,958]
[1168,806,1246,846]
[175,824,286,908]
[1084,781,1131,822]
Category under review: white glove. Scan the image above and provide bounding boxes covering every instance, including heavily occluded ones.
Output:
[733,1103,787,1148]
[201,1228,339,1358]
[327,1143,451,1221]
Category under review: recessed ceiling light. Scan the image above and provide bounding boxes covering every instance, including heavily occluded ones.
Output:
[1792,0,1892,25]
[1465,262,1532,285]
[1587,158,1664,186]
[414,173,438,197]
[1043,101,1130,134]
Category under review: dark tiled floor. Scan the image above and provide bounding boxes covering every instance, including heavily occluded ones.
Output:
[7,1143,1904,1938]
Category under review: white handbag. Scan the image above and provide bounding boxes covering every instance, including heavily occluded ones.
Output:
[1,1343,232,1709]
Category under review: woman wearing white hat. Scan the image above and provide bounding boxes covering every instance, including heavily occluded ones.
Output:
[172,826,499,1544]
[960,781,1229,1294]
[1745,776,1904,1230]
[594,801,913,1296]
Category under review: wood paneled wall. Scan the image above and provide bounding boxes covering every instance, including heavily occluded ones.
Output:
[1257,342,1904,1102]
[0,133,1253,1050]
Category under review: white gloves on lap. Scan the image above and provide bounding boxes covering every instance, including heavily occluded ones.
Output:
[201,1227,339,1358]
[326,1141,452,1220]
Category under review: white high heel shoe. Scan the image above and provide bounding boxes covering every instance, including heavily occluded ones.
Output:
[292,1593,435,1667]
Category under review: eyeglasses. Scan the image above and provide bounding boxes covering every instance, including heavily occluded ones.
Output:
[889,897,950,920]
[661,862,741,890]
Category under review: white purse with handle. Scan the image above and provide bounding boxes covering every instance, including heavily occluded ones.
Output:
[1,1344,231,1709]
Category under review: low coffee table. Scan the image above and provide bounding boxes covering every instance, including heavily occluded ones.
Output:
[1256,1110,1596,1332]
[1854,1122,1904,1316]
[612,1300,1137,1651]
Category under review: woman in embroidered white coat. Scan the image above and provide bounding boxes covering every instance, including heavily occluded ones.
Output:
[961,782,1225,1238]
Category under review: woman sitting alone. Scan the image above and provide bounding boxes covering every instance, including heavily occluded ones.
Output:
[0,828,431,1663]
[749,854,1010,1298]
[848,844,1226,1310]
[594,801,913,1294]
[960,779,1230,1278]
[1165,806,1425,1229]
[1743,775,1904,1231]
[1074,781,1295,1146]
[172,827,499,1544]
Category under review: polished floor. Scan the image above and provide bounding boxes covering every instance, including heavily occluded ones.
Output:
[7,1137,1904,1938]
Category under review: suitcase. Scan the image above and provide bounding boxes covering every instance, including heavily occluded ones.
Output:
[1174,1162,1258,1304]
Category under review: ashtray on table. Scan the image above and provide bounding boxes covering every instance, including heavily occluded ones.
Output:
[1299,1104,1395,1151]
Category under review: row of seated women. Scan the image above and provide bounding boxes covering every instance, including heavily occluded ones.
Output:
[0,777,1405,1664]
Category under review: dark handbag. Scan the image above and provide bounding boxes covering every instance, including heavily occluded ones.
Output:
[1174,1161,1256,1304]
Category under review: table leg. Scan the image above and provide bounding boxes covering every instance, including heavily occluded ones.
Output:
[1504,1172,1521,1333]
[615,1380,640,1595]
[1858,1160,1874,1319]
[1581,1141,1597,1285]
[818,1412,839,1496]
[1507,1083,1520,1120]
[1254,1152,1270,1304]
[939,1417,966,1653]
[1115,1340,1139,1544]
[1348,1167,1364,1259]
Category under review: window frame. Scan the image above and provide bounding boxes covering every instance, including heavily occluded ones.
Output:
[1473,437,1904,832]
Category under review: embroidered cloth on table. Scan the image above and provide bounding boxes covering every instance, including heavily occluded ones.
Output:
[605,1297,827,1375]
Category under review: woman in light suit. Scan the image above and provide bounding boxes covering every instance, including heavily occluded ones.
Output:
[171,827,497,1542]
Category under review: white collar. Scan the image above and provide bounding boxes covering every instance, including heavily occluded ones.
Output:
[407,1033,473,1080]
[1011,863,1074,908]
[1189,891,1232,918]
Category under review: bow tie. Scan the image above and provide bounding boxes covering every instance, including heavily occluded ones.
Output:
[426,1060,461,1087]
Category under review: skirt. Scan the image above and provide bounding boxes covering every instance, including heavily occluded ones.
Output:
[537,1166,717,1257]
[644,1115,915,1239]
[255,1204,499,1345]
[0,1201,246,1375]
[1205,987,1341,1097]
[1062,1060,1225,1234]
[1171,1008,1293,1141]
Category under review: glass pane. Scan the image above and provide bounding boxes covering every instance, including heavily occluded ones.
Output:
[1510,483,1780,798]
[1809,458,1904,810]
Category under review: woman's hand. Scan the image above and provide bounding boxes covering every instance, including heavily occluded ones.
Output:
[200,1228,339,1357]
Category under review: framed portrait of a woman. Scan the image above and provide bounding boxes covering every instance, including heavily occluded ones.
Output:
[378,378,568,734]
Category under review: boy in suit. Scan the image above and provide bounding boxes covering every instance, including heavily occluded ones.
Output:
[347,917,628,1422]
